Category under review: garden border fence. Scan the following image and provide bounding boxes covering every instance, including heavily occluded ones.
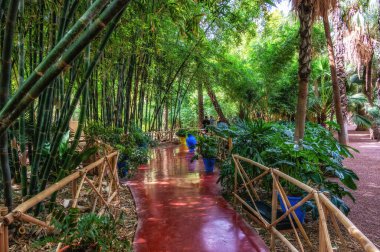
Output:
[0,151,120,252]
[232,155,379,252]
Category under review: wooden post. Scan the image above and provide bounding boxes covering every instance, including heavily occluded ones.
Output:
[0,207,9,252]
[232,156,238,205]
[314,193,333,252]
[72,179,77,200]
[228,137,233,152]
[270,171,278,251]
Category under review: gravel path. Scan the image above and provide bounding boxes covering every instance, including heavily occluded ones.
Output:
[343,128,380,248]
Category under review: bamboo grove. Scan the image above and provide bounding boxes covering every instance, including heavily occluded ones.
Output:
[0,0,265,211]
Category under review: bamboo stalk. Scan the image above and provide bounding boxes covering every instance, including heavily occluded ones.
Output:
[270,172,278,251]
[319,194,378,252]
[3,152,117,225]
[274,175,312,248]
[236,159,260,200]
[328,209,347,250]
[72,179,77,200]
[233,157,238,205]
[314,193,333,252]
[233,155,378,252]
[269,193,313,228]
[3,224,8,252]
[238,169,270,191]
[0,223,4,252]
[270,227,298,252]
[0,0,111,124]
[105,156,120,199]
[72,173,87,208]
[84,176,109,207]
[92,160,107,212]
[233,193,269,227]
[13,212,54,231]
[235,161,261,213]
[273,177,305,252]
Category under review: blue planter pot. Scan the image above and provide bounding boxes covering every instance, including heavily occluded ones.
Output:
[278,194,305,223]
[117,161,129,178]
[117,161,127,169]
[203,158,216,173]
[186,134,197,151]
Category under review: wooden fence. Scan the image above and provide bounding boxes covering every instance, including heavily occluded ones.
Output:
[232,155,379,252]
[215,136,233,160]
[147,128,202,143]
[147,130,176,142]
[0,151,120,252]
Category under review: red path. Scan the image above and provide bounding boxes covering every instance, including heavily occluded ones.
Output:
[127,145,268,252]
[343,128,380,247]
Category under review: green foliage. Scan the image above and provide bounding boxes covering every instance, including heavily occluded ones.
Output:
[41,130,99,174]
[85,122,151,171]
[175,128,188,137]
[195,134,218,159]
[36,208,130,251]
[211,120,358,215]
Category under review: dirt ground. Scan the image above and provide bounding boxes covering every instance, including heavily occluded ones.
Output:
[343,127,380,248]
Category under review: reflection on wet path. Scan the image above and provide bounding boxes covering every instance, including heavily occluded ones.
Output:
[127,145,268,252]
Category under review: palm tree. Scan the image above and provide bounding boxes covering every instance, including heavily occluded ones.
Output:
[294,0,349,144]
[319,1,349,145]
[332,2,349,129]
[293,0,314,142]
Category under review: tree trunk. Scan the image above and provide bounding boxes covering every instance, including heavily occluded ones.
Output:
[377,70,380,106]
[332,4,349,143]
[294,0,313,142]
[365,54,373,105]
[0,0,20,211]
[323,14,348,145]
[205,83,229,124]
[197,81,204,128]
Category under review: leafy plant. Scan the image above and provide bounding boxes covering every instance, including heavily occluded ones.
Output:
[36,208,130,251]
[85,122,151,172]
[196,135,218,159]
[175,128,188,137]
[213,120,359,215]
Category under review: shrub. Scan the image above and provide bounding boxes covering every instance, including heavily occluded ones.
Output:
[36,208,130,251]
[175,128,187,137]
[211,119,358,215]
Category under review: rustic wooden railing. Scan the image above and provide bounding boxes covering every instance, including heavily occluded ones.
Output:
[147,128,202,143]
[147,130,176,142]
[0,151,120,252]
[215,135,233,160]
[232,155,379,252]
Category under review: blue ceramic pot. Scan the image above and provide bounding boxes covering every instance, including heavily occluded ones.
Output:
[278,194,305,223]
[186,134,197,151]
[203,158,216,173]
[117,161,127,169]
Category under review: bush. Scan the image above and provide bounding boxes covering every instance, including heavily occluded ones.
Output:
[175,128,187,137]
[85,123,151,171]
[196,135,218,159]
[36,208,130,251]
[211,119,358,215]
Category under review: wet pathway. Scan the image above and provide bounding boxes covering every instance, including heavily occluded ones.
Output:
[127,145,268,252]
[343,128,380,247]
